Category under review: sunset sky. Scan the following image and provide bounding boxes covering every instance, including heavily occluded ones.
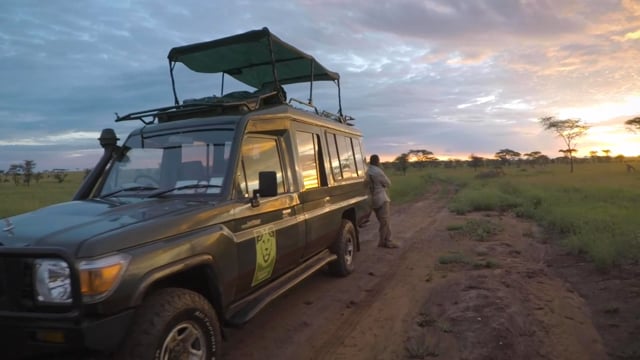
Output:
[1,0,640,170]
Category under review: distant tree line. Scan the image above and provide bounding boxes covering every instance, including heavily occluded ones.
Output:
[1,160,78,185]
[384,115,640,175]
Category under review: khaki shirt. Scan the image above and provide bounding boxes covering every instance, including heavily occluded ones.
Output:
[366,165,391,209]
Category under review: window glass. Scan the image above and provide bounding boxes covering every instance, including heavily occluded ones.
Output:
[110,148,163,186]
[326,133,342,180]
[352,138,365,177]
[237,137,285,197]
[337,135,355,178]
[296,131,319,189]
[99,129,233,196]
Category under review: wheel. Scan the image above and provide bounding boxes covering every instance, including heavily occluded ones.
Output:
[118,288,221,360]
[328,219,356,277]
[134,174,159,187]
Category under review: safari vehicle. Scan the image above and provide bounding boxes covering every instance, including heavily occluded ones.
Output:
[0,28,370,359]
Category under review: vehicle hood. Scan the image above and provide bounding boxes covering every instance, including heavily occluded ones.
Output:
[0,198,217,255]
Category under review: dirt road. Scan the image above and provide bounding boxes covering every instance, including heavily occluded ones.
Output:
[222,183,639,360]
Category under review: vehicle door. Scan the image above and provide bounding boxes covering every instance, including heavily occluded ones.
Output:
[231,135,305,297]
[300,130,368,258]
[292,128,339,259]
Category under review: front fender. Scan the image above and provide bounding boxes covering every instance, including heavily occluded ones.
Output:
[105,224,239,312]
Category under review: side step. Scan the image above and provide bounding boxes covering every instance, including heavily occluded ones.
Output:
[226,249,337,326]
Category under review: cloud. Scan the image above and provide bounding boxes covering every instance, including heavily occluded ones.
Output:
[1,0,640,171]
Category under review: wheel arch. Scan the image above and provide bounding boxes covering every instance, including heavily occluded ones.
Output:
[130,254,224,320]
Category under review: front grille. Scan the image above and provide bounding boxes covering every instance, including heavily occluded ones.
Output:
[0,256,33,311]
[0,258,7,309]
[21,261,35,308]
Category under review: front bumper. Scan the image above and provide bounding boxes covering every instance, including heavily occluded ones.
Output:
[0,309,135,359]
[0,247,134,359]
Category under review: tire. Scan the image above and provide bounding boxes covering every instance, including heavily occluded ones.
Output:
[328,219,356,277]
[118,288,221,360]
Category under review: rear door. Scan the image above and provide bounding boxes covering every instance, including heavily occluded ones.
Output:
[298,130,368,258]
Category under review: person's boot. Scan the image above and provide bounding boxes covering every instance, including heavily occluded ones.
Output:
[382,241,399,249]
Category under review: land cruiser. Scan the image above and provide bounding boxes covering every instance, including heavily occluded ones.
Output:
[0,28,370,359]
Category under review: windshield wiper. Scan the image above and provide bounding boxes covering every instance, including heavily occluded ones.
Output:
[100,185,159,198]
[147,183,222,198]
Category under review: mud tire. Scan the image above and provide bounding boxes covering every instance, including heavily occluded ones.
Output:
[117,287,221,360]
[328,219,356,277]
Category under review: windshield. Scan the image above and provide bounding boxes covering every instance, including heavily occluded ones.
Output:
[99,128,234,198]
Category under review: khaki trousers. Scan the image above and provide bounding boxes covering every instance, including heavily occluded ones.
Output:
[374,201,391,246]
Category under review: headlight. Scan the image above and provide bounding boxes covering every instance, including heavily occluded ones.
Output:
[34,259,72,304]
[79,253,130,303]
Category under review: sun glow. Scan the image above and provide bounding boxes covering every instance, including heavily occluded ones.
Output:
[581,125,640,157]
[555,96,640,157]
[556,96,640,124]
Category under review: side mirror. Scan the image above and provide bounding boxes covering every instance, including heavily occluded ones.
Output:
[251,171,278,207]
[258,171,278,197]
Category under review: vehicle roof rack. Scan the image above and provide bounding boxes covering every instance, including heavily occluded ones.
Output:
[116,28,353,126]
[115,90,284,124]
[167,27,347,120]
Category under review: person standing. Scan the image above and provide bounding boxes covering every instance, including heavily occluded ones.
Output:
[366,154,398,249]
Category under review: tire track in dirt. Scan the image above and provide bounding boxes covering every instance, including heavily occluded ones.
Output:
[314,186,608,360]
[221,182,454,359]
[223,180,614,360]
[313,182,456,360]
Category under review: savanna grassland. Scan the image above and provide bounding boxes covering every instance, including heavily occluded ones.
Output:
[2,162,640,358]
[0,171,86,219]
[2,162,640,269]
[387,161,640,269]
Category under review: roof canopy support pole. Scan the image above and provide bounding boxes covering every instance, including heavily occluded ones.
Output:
[337,79,343,117]
[220,73,225,97]
[309,60,314,105]
[265,30,285,103]
[169,60,180,105]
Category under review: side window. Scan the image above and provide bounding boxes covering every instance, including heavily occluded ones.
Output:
[337,135,355,179]
[236,136,285,198]
[295,131,319,190]
[352,138,365,177]
[326,133,342,181]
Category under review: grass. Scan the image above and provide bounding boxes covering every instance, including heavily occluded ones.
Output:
[0,172,85,218]
[4,162,640,269]
[473,259,500,269]
[388,161,640,269]
[383,166,438,204]
[447,218,503,241]
[405,333,439,359]
[438,252,471,265]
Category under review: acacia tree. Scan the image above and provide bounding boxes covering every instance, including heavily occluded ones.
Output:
[22,160,36,186]
[494,149,521,166]
[8,163,23,186]
[407,149,436,168]
[624,116,640,132]
[393,153,409,175]
[468,154,484,172]
[539,116,589,173]
[523,151,543,167]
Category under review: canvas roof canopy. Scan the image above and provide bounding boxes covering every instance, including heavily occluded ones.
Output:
[168,27,340,89]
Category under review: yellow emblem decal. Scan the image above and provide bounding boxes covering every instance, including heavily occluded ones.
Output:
[252,225,277,286]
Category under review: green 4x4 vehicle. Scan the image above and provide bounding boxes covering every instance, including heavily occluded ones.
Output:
[0,28,371,359]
